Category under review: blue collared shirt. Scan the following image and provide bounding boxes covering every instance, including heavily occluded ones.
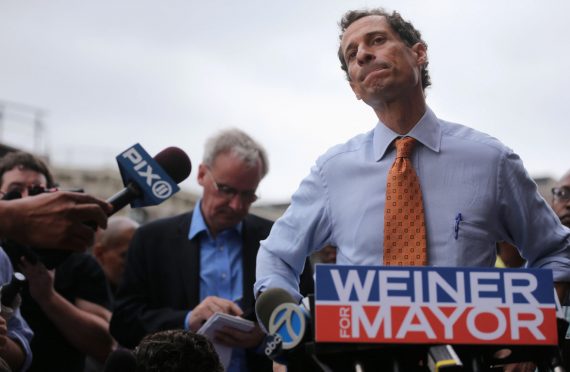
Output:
[255,107,570,301]
[187,200,246,372]
[0,248,33,371]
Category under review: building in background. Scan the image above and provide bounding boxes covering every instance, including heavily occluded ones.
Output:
[0,100,559,223]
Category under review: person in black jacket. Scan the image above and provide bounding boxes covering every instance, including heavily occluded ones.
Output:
[110,128,313,372]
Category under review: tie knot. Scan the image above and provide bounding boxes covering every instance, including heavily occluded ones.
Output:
[395,137,416,158]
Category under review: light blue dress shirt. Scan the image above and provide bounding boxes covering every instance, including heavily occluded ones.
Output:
[0,248,33,371]
[255,107,570,301]
[187,200,246,372]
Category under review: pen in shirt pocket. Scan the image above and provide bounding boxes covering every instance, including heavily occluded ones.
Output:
[454,213,462,240]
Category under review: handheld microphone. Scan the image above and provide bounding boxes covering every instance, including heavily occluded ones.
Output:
[0,272,26,320]
[255,288,298,332]
[0,272,26,308]
[107,146,191,215]
[256,288,313,366]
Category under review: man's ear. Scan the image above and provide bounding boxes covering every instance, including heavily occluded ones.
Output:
[412,42,427,66]
[93,244,104,261]
[197,164,207,187]
[349,81,362,100]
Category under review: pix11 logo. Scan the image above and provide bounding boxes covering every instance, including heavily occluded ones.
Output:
[314,265,558,345]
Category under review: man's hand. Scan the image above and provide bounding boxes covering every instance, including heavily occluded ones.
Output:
[0,191,112,251]
[19,258,55,305]
[19,258,114,362]
[273,362,287,372]
[187,296,242,332]
[215,323,265,349]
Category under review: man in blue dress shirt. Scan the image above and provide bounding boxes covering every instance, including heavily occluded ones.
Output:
[111,129,314,372]
[255,8,570,305]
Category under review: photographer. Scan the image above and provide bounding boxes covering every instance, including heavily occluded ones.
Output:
[0,152,114,372]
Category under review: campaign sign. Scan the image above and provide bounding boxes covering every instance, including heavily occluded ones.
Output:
[314,265,557,345]
[116,144,180,208]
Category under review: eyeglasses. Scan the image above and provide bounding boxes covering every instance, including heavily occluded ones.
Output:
[1,184,47,199]
[552,187,570,201]
[206,169,258,204]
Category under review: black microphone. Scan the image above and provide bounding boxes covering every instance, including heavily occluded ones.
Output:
[0,272,26,309]
[107,146,192,215]
[103,349,136,372]
[255,287,298,332]
[255,288,321,371]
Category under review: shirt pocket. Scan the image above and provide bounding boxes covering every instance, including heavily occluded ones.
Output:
[452,219,495,266]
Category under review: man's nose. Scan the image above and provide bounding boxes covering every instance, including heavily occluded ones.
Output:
[228,194,245,211]
[356,45,375,65]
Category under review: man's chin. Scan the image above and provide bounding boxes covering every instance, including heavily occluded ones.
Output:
[216,213,245,229]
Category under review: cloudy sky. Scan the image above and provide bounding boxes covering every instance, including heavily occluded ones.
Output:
[1,0,568,203]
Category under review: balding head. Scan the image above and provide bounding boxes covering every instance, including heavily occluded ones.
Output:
[93,216,139,288]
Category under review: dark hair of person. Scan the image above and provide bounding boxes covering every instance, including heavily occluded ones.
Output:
[337,8,431,90]
[134,330,223,372]
[0,151,55,188]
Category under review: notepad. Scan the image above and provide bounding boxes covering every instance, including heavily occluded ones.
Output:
[197,312,256,369]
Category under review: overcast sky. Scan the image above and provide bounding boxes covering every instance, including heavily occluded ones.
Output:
[1,0,569,203]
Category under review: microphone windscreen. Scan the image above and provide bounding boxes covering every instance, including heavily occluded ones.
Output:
[103,349,136,372]
[153,147,192,184]
[255,288,296,330]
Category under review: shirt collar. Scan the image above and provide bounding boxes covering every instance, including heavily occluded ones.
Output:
[188,199,243,240]
[373,106,442,161]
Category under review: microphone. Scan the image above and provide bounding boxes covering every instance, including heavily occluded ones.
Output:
[107,147,192,215]
[255,288,314,368]
[107,146,191,215]
[1,272,26,308]
[103,349,136,372]
[0,272,26,320]
[255,288,298,332]
[427,344,463,372]
[256,288,309,349]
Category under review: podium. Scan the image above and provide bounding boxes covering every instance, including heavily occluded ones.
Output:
[302,265,568,372]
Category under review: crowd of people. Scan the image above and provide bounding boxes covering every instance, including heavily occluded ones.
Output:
[0,6,569,372]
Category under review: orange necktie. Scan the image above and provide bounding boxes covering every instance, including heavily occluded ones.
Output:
[383,137,427,266]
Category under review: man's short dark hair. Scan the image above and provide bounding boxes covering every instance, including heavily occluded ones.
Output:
[134,330,223,372]
[0,151,55,189]
[337,8,431,90]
